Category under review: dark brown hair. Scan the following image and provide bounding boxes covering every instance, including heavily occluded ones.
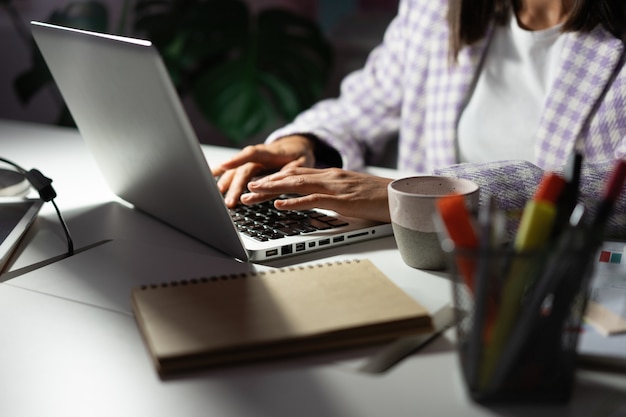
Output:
[448,0,626,58]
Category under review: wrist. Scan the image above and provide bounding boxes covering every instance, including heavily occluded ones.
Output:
[299,134,342,168]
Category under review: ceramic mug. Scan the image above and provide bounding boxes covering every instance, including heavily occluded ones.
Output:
[388,176,479,270]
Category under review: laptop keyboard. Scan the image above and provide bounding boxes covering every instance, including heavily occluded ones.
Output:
[229,199,349,242]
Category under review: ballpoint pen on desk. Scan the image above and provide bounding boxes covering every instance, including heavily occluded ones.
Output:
[478,172,566,390]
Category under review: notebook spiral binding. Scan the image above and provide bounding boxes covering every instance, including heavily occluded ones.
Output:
[139,259,363,290]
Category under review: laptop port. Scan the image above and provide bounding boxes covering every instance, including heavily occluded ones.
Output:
[295,243,306,252]
[333,236,345,243]
[265,249,279,257]
[281,245,293,255]
[319,238,330,246]
[347,231,369,239]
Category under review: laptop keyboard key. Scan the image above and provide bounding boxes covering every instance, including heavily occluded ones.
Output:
[230,198,349,240]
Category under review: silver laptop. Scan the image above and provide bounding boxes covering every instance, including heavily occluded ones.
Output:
[30,21,392,262]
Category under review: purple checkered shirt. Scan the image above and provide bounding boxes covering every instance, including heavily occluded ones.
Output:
[267,0,626,236]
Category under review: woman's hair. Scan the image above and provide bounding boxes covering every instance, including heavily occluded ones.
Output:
[448,0,626,58]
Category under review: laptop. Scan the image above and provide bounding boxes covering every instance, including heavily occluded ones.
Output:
[30,21,392,262]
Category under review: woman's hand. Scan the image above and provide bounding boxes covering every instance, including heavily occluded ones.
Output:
[212,135,316,207]
[243,167,393,223]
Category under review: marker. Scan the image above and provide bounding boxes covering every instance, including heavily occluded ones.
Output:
[484,161,626,391]
[479,172,566,389]
[591,159,626,232]
[514,172,567,251]
[488,162,626,390]
[436,194,478,292]
[489,204,587,389]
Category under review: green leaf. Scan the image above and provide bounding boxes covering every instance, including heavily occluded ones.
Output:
[191,57,296,142]
[133,0,332,142]
[256,72,301,119]
[9,0,333,140]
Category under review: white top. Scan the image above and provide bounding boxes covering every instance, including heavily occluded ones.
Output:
[458,14,566,164]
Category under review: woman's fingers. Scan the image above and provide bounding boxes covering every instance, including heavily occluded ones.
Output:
[218,161,264,207]
[217,167,273,208]
[213,137,315,175]
[240,192,283,205]
[212,136,317,207]
[247,167,327,195]
[246,167,393,222]
[217,145,281,172]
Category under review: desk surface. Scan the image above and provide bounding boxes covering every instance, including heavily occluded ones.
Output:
[1,119,625,417]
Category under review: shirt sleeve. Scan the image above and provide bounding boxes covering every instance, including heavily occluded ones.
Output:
[434,160,626,239]
[265,0,416,171]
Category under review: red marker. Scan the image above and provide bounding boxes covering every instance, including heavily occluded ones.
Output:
[437,193,499,344]
[436,194,478,292]
[593,159,626,228]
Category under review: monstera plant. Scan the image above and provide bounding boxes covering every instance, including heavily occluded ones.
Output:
[8,0,333,143]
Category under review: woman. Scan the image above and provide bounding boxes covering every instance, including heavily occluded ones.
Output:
[212,0,626,236]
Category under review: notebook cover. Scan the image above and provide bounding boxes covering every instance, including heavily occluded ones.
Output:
[131,259,432,376]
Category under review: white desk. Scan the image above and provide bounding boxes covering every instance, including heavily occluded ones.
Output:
[1,119,625,417]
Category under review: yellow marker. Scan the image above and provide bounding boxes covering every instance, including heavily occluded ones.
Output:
[479,173,566,390]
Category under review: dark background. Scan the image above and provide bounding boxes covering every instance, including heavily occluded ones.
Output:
[0,0,398,147]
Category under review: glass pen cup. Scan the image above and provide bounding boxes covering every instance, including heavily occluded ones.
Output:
[440,238,596,404]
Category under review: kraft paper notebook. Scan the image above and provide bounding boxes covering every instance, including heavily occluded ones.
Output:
[131,259,432,376]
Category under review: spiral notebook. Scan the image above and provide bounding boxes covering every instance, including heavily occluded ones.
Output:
[131,259,432,376]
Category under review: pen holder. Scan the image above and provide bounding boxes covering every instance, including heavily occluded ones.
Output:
[442,241,595,404]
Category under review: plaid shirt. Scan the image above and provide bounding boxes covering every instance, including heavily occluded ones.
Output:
[267,0,626,235]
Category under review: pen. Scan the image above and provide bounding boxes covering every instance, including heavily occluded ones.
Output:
[552,151,583,237]
[489,159,626,391]
[488,204,587,390]
[465,195,497,387]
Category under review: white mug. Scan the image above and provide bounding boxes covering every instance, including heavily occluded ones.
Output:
[388,176,479,270]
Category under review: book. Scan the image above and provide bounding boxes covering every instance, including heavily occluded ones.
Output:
[131,259,433,376]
